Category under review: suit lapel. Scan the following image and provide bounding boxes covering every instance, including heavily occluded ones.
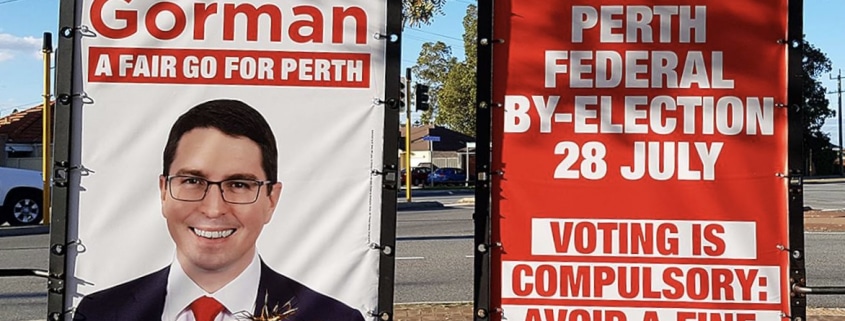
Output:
[129,266,169,321]
[253,261,297,317]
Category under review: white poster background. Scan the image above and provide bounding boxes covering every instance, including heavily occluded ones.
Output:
[69,0,388,316]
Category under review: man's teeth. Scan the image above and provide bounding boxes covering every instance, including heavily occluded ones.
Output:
[192,228,235,239]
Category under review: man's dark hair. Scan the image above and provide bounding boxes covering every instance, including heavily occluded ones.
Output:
[162,99,278,183]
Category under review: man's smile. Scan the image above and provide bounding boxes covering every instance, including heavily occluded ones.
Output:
[191,227,236,239]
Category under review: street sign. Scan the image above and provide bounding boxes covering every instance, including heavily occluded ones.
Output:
[423,135,441,142]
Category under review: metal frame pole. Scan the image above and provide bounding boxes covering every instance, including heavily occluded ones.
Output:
[376,0,402,320]
[474,0,493,319]
[48,0,81,318]
[42,32,53,225]
[787,0,807,319]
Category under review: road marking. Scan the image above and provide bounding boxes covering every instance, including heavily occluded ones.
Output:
[465,255,474,258]
[396,256,425,260]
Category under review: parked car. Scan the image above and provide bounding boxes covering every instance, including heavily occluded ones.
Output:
[0,167,43,226]
[426,167,468,185]
[400,167,433,186]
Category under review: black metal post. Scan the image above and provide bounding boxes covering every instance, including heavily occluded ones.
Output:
[474,0,493,320]
[787,0,806,320]
[376,0,402,320]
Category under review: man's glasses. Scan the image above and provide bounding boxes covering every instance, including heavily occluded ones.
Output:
[165,175,273,204]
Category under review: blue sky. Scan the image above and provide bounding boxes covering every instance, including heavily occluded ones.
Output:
[0,0,58,114]
[0,0,843,142]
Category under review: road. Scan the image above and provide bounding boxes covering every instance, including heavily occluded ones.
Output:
[395,202,474,303]
[397,188,473,207]
[804,182,845,210]
[806,232,845,308]
[394,238,473,303]
[398,205,473,239]
[0,234,47,321]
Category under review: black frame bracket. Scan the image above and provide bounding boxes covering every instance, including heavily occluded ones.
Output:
[474,0,494,320]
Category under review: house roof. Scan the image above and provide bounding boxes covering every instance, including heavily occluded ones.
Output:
[399,124,475,152]
[0,103,49,143]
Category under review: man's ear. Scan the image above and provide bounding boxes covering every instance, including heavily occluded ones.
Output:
[159,175,167,202]
[264,182,282,223]
[159,175,169,219]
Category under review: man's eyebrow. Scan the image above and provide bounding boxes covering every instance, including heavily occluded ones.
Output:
[171,170,261,181]
[224,173,261,181]
[173,169,206,177]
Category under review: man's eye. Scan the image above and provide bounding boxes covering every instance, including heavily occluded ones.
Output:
[226,181,253,190]
[180,177,204,185]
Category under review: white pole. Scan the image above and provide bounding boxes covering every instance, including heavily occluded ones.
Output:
[429,139,434,187]
[465,143,470,186]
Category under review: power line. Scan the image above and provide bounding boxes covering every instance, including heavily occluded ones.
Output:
[0,100,42,117]
[0,0,28,5]
[403,34,437,42]
[4,100,42,109]
[407,27,464,42]
[403,34,462,47]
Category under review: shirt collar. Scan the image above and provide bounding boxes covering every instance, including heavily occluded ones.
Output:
[163,253,261,320]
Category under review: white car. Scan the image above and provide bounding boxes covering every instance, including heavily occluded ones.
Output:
[0,167,44,226]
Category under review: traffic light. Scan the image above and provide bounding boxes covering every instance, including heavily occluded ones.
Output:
[398,77,407,109]
[415,84,430,111]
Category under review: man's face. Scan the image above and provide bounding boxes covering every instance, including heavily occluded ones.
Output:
[159,128,281,276]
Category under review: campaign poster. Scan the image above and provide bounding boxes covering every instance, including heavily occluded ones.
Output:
[62,0,392,319]
[492,1,790,320]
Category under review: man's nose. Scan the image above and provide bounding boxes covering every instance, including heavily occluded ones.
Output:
[200,184,229,217]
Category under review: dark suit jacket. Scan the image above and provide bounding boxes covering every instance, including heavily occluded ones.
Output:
[73,261,365,321]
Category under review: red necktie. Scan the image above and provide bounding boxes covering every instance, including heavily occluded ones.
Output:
[190,296,224,321]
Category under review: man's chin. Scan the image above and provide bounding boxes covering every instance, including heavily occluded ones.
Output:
[185,252,236,272]
[178,243,255,273]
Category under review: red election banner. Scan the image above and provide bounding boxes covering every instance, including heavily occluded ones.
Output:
[491,1,789,320]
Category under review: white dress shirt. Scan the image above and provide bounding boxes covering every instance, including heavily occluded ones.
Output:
[162,253,261,321]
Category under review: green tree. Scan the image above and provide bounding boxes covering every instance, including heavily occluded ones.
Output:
[404,0,447,27]
[802,40,837,175]
[413,42,456,124]
[403,0,448,124]
[412,4,477,136]
[460,4,477,68]
[434,5,477,136]
[436,61,476,135]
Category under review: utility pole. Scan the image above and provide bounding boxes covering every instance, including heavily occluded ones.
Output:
[42,32,53,224]
[404,68,413,201]
[831,69,844,176]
